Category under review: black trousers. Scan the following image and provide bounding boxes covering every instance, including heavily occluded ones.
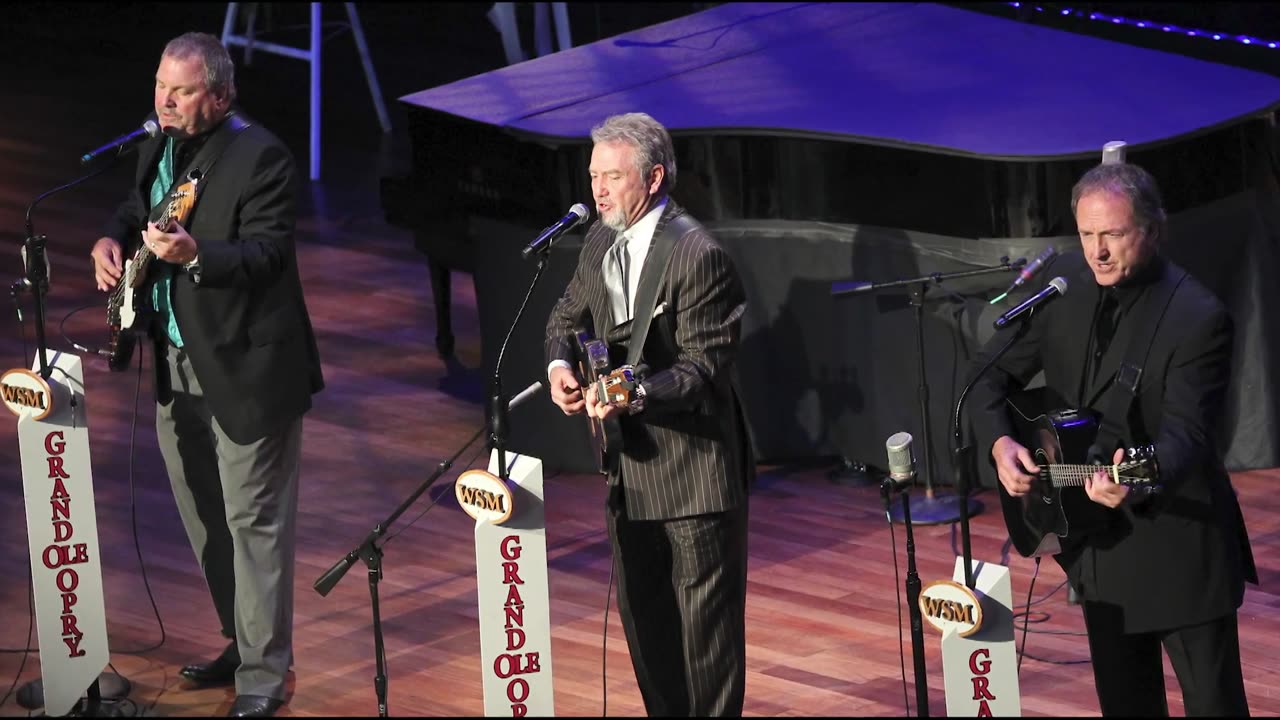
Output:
[1082,602,1249,716]
[606,486,748,717]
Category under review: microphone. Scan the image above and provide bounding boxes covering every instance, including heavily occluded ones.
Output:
[993,276,1068,329]
[521,204,590,260]
[883,431,916,495]
[507,381,544,411]
[994,245,1057,301]
[80,119,161,166]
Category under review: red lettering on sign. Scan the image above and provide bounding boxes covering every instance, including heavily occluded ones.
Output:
[50,476,70,500]
[502,561,524,585]
[969,647,991,675]
[506,677,530,703]
[47,455,70,480]
[500,535,522,560]
[44,431,66,455]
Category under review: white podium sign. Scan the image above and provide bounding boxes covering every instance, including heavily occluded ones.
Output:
[459,450,555,717]
[10,353,109,717]
[932,557,1022,717]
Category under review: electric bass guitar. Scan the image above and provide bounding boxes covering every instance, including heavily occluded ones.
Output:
[999,389,1159,558]
[105,170,201,371]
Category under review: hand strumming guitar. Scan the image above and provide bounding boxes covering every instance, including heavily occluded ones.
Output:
[992,434,1039,498]
[549,365,585,416]
[91,236,124,291]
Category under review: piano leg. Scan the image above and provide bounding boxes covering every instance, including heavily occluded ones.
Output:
[428,256,455,356]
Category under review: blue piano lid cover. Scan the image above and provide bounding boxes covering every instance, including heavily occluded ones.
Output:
[400,2,1280,161]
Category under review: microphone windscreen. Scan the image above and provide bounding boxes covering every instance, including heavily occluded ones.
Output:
[885,432,914,480]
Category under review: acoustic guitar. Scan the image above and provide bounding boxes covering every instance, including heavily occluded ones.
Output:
[572,328,637,474]
[999,389,1159,557]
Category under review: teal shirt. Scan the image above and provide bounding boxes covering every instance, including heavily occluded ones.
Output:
[148,137,185,348]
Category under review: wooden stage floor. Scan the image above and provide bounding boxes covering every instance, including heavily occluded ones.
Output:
[2,7,1278,717]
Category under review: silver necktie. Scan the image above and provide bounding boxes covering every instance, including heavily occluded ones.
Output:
[603,232,630,322]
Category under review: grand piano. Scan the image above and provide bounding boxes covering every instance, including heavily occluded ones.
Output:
[381,2,1280,478]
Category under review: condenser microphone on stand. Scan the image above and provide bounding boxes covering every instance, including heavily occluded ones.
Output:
[882,431,930,717]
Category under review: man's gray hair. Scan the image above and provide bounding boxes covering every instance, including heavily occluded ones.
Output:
[1071,162,1167,241]
[163,32,237,104]
[590,112,677,193]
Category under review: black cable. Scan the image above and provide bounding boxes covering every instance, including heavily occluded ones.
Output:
[11,284,30,368]
[0,578,34,708]
[602,547,615,717]
[885,503,911,717]
[111,342,167,655]
[59,303,110,359]
[1010,557,1091,666]
[1017,556,1039,674]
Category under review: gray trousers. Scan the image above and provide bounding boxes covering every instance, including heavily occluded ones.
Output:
[156,345,302,700]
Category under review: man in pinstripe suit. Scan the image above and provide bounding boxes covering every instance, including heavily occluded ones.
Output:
[545,112,754,716]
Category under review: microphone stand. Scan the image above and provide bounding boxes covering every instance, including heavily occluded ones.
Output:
[950,320,1032,589]
[19,166,114,378]
[14,167,133,716]
[311,230,555,717]
[833,258,1022,525]
[490,245,553,482]
[882,479,929,717]
[312,421,489,717]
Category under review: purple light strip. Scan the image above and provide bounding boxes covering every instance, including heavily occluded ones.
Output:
[1005,2,1278,49]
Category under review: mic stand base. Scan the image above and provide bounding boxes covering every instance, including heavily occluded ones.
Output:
[888,491,983,526]
[826,457,878,487]
[16,672,133,715]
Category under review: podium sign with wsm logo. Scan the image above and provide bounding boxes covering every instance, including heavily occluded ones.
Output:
[4,355,110,716]
[920,558,1021,716]
[456,451,554,717]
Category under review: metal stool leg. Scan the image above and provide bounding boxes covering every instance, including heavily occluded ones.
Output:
[344,3,391,133]
[220,3,239,49]
[552,2,572,51]
[244,2,260,65]
[221,1,389,180]
[309,1,320,180]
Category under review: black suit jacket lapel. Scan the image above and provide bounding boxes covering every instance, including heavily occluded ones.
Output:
[1061,265,1101,406]
[1082,258,1180,407]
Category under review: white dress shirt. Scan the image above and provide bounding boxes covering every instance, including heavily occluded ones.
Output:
[548,197,668,379]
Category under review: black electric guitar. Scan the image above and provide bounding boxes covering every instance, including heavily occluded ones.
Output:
[105,170,202,371]
[572,328,629,474]
[999,389,1160,558]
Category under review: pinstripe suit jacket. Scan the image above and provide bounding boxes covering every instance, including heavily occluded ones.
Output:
[546,199,754,521]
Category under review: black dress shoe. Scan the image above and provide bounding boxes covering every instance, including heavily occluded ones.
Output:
[179,652,239,686]
[228,695,284,718]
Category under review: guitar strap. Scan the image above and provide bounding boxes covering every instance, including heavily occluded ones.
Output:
[625,210,697,367]
[1092,262,1189,454]
[148,112,252,224]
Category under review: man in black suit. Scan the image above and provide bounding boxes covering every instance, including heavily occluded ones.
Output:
[544,112,753,716]
[968,162,1256,716]
[89,32,323,719]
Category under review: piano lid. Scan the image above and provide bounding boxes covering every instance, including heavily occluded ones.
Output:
[399,2,1280,162]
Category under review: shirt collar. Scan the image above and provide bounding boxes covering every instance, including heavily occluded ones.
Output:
[621,196,668,244]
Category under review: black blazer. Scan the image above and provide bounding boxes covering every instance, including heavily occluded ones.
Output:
[545,199,754,521]
[969,250,1256,633]
[102,112,324,445]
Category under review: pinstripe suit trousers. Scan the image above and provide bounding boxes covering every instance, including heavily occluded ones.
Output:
[608,484,749,716]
